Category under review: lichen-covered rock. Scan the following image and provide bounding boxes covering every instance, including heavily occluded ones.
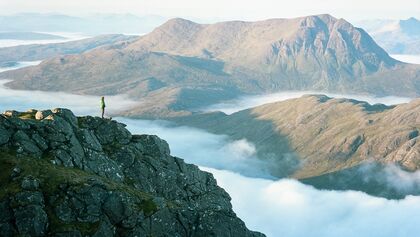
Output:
[0,108,264,237]
[133,134,171,158]
[12,130,42,156]
[52,108,78,128]
[0,124,10,145]
[95,121,132,145]
[21,176,40,190]
[14,204,48,237]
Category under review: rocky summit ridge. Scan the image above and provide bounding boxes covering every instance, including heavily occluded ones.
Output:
[0,108,263,237]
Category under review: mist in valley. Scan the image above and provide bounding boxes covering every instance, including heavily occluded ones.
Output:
[0,3,419,236]
[207,167,420,237]
[0,61,41,73]
[201,54,418,114]
[0,33,90,48]
[1,81,420,236]
[391,54,420,65]
[0,80,138,116]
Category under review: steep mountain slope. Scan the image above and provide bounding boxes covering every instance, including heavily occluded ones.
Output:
[0,34,137,64]
[172,95,420,189]
[129,15,396,70]
[0,109,263,236]
[357,17,420,54]
[2,15,420,117]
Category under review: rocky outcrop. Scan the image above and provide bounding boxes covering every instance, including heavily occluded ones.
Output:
[0,109,264,237]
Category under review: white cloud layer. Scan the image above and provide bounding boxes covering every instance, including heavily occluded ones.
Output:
[0,33,89,48]
[0,80,138,116]
[1,62,420,237]
[204,167,420,237]
[119,118,274,178]
[0,61,41,73]
[118,118,420,237]
[391,54,420,65]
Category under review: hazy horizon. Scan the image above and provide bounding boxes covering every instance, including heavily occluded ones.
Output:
[1,0,419,22]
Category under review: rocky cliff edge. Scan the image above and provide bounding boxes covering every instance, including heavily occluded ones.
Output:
[0,108,264,237]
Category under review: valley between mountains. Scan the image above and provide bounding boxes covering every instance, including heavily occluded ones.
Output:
[1,14,419,118]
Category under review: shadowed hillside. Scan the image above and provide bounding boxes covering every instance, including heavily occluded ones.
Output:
[171,95,420,198]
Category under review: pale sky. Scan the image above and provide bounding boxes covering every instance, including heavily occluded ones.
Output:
[0,0,419,21]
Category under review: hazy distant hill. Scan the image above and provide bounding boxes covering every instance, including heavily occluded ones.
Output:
[2,14,420,117]
[0,13,167,34]
[0,32,66,40]
[0,34,137,64]
[171,95,420,198]
[357,17,420,54]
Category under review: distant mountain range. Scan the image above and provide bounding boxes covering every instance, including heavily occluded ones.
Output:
[0,32,66,40]
[1,14,420,117]
[171,95,420,198]
[0,13,168,35]
[0,34,136,64]
[356,17,420,54]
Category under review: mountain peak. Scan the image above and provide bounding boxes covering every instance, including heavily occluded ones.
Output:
[403,17,419,23]
[399,17,420,35]
[2,15,419,119]
[135,14,391,64]
[300,13,337,24]
[159,17,200,28]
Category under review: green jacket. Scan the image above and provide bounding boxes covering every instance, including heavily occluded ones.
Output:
[100,98,106,108]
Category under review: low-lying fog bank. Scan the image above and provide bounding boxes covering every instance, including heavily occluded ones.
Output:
[206,167,420,237]
[0,80,138,115]
[1,65,420,236]
[391,54,420,65]
[0,32,90,48]
[0,61,41,73]
[120,118,274,178]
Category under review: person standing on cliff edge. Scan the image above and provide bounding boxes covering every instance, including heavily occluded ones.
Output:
[100,96,106,119]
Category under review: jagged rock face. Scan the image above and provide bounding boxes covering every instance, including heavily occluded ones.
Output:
[130,15,395,73]
[0,109,264,237]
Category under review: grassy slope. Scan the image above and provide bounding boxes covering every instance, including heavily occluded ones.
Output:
[172,95,420,179]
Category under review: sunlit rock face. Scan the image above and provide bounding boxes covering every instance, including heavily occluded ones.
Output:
[0,108,264,237]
